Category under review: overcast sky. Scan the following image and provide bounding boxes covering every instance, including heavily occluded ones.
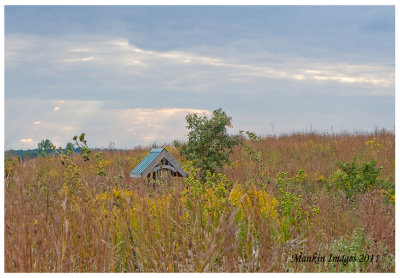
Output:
[5,5,395,150]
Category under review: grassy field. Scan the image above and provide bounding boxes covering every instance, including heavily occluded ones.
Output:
[4,129,395,272]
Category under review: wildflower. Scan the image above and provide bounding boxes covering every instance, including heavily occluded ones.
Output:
[229,184,280,225]
[112,187,121,198]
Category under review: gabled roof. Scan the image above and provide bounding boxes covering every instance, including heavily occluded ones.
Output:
[130,148,164,176]
[130,147,187,178]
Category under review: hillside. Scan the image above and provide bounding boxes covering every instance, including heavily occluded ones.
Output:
[4,130,395,272]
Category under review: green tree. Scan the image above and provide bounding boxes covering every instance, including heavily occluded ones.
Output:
[180,108,242,180]
[65,142,75,154]
[38,139,53,157]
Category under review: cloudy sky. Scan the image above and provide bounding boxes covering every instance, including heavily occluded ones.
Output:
[5,5,395,150]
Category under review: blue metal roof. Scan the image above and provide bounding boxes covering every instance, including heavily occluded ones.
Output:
[149,148,164,153]
[130,148,164,175]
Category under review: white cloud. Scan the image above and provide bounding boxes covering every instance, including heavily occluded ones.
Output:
[92,107,212,147]
[5,98,211,149]
[105,38,393,88]
[68,47,95,53]
[63,56,102,63]
[6,99,103,149]
[4,33,394,149]
[5,34,394,93]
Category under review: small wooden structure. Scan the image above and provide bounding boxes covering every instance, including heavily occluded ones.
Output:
[130,148,188,180]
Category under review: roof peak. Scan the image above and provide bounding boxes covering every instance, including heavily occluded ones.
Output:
[150,147,165,153]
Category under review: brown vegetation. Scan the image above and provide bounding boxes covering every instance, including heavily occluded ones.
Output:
[4,129,395,272]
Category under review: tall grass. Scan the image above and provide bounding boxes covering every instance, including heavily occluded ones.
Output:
[4,130,395,272]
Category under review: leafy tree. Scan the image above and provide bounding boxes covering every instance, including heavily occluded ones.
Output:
[38,139,53,157]
[180,108,242,180]
[65,142,75,154]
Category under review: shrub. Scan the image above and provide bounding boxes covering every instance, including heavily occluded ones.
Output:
[324,227,393,272]
[330,157,394,200]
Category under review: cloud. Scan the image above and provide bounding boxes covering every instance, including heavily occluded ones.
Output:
[6,99,103,149]
[5,34,394,95]
[4,32,394,150]
[106,38,394,88]
[81,107,212,148]
[5,98,211,149]
[112,108,211,145]
[4,7,394,150]
[63,56,102,63]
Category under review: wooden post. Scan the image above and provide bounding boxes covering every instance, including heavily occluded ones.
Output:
[167,169,171,182]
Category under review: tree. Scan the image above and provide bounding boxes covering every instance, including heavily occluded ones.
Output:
[38,139,53,157]
[65,142,75,154]
[179,108,242,180]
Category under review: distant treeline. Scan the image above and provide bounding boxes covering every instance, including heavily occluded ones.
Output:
[5,148,82,160]
[5,147,126,161]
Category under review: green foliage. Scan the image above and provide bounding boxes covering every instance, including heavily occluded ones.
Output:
[5,151,18,189]
[73,133,91,161]
[183,161,230,200]
[38,139,53,157]
[7,149,39,160]
[276,170,319,242]
[71,133,122,187]
[330,157,393,199]
[381,181,395,205]
[5,151,17,180]
[180,108,242,180]
[172,139,182,148]
[59,148,83,197]
[65,142,75,155]
[242,131,269,187]
[182,161,231,226]
[324,228,386,272]
[182,161,203,194]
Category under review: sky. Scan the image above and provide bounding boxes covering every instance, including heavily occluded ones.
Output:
[4,5,395,150]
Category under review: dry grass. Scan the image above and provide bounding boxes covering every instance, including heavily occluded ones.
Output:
[4,130,395,272]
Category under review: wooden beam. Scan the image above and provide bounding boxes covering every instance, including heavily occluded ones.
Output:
[152,165,177,172]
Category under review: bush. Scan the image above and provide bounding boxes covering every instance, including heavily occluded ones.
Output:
[324,227,394,272]
[330,157,394,200]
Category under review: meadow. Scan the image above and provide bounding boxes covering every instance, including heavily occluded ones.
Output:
[4,129,395,272]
